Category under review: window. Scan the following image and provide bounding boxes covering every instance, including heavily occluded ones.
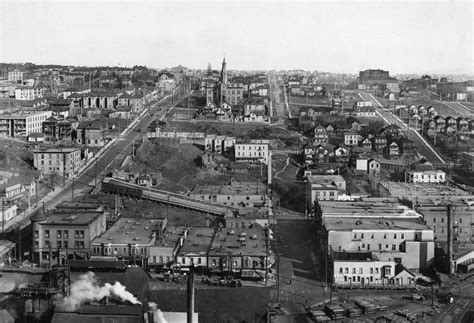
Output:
[359,268,363,274]
[370,268,374,274]
[459,218,463,224]
[34,241,39,248]
[45,241,50,247]
[339,268,343,274]
[442,227,445,233]
[361,233,364,239]
[375,268,379,274]
[45,230,50,238]
[433,218,436,223]
[75,230,84,239]
[385,244,389,249]
[367,244,371,250]
[362,244,365,248]
[401,233,404,239]
[383,233,387,239]
[354,233,357,239]
[352,268,356,274]
[182,258,185,264]
[57,231,62,239]
[441,218,445,223]
[345,268,349,274]
[57,241,62,248]
[198,258,202,265]
[394,233,397,239]
[34,230,39,238]
[385,267,391,276]
[64,241,68,249]
[63,230,69,238]
[378,244,382,250]
[392,244,396,251]
[370,233,374,239]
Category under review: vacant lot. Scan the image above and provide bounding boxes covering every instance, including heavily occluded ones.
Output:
[0,137,33,165]
[288,95,329,106]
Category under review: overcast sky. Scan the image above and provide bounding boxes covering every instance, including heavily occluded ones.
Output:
[0,0,472,74]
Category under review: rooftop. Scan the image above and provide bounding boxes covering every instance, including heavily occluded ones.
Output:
[323,217,430,232]
[307,175,345,184]
[235,139,270,145]
[40,211,104,226]
[34,147,80,153]
[379,181,470,201]
[208,227,267,257]
[93,217,163,246]
[318,200,423,219]
[178,227,215,255]
[0,111,49,118]
[154,225,186,248]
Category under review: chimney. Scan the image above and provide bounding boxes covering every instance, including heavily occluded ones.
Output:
[187,266,195,323]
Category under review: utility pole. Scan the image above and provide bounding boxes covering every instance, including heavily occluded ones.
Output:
[18,225,22,266]
[2,198,4,239]
[35,178,38,207]
[447,204,454,276]
[276,253,280,303]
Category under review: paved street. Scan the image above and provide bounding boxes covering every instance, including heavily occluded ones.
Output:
[271,217,327,314]
[268,72,291,118]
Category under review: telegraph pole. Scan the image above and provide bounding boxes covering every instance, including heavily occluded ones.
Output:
[277,253,280,303]
[35,178,38,207]
[2,198,4,239]
[18,225,22,266]
[71,178,75,201]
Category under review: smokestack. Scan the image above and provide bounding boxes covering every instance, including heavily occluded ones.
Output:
[187,266,195,323]
[447,204,454,275]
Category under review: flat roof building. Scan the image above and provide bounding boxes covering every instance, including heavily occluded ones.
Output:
[0,111,52,138]
[377,181,469,204]
[323,217,434,271]
[33,147,83,178]
[176,227,215,271]
[307,175,346,212]
[234,139,270,164]
[91,217,167,267]
[191,182,268,208]
[31,210,106,265]
[207,227,270,279]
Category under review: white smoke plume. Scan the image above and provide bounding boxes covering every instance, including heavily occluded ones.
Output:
[148,302,168,323]
[56,271,142,311]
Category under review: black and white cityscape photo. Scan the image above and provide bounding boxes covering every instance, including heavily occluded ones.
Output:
[0,0,473,322]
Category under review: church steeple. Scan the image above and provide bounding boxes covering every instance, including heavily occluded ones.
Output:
[220,56,227,84]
